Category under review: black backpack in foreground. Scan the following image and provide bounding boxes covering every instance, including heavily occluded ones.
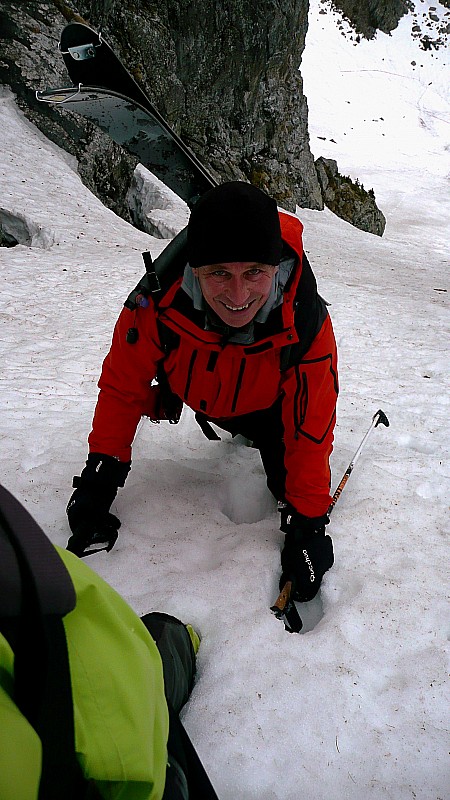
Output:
[0,484,99,799]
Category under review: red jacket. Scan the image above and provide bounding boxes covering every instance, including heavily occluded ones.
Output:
[89,213,338,517]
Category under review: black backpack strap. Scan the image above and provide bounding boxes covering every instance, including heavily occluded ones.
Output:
[194,412,221,440]
[153,320,184,424]
[0,485,100,800]
[124,227,188,312]
[280,253,329,372]
[165,704,220,800]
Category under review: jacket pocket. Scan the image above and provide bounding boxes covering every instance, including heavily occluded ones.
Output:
[293,354,338,444]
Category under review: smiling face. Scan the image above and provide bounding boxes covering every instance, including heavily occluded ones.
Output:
[192,261,278,328]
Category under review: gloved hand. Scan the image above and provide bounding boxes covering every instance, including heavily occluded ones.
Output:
[66,453,131,557]
[279,506,334,602]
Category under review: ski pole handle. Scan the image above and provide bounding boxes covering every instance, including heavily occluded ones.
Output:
[271,409,389,623]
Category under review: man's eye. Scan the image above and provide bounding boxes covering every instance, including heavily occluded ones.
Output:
[247,268,262,276]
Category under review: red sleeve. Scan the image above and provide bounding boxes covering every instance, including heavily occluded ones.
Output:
[88,303,164,461]
[281,314,338,517]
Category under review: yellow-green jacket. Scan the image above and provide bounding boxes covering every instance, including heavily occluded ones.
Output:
[0,547,169,800]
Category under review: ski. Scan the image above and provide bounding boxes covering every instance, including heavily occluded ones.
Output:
[36,22,217,206]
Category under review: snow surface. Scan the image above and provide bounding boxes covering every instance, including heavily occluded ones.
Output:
[0,1,449,798]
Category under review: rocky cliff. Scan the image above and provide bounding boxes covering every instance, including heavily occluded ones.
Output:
[0,1,407,233]
[329,0,412,39]
[83,0,322,211]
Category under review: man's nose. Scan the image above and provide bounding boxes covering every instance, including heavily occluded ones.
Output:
[227,276,250,304]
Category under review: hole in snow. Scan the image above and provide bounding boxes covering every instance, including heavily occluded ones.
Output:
[0,208,57,248]
[297,593,325,633]
[0,219,19,246]
[220,476,276,524]
[0,230,18,247]
[126,164,189,239]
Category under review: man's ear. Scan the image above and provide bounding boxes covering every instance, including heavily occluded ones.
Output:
[191,267,199,277]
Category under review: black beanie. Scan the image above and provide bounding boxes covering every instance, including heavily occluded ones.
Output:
[187,181,282,268]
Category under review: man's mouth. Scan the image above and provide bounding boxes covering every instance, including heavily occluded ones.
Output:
[222,300,253,312]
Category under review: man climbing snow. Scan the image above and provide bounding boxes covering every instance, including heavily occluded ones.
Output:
[66,181,337,603]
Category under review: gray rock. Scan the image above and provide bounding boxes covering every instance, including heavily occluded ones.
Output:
[0,0,323,214]
[0,1,137,223]
[0,0,394,233]
[80,0,323,211]
[328,0,413,39]
[315,157,386,236]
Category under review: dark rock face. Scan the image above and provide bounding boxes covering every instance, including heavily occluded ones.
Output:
[0,0,322,213]
[321,0,449,51]
[81,0,323,211]
[409,0,450,51]
[315,157,386,236]
[328,0,413,39]
[0,0,387,232]
[0,2,137,224]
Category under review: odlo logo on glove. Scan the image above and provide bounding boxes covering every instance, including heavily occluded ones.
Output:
[279,506,334,603]
[302,549,315,582]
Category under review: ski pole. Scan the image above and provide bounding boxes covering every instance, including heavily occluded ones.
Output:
[271,409,390,631]
[326,408,389,515]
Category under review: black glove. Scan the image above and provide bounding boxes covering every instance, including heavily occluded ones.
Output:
[279,506,334,602]
[66,453,131,557]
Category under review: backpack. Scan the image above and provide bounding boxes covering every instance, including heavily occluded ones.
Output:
[0,485,219,800]
[0,484,100,799]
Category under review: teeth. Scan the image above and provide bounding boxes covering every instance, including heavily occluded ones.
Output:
[224,302,250,311]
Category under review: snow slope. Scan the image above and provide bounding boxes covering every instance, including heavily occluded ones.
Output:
[0,1,448,798]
